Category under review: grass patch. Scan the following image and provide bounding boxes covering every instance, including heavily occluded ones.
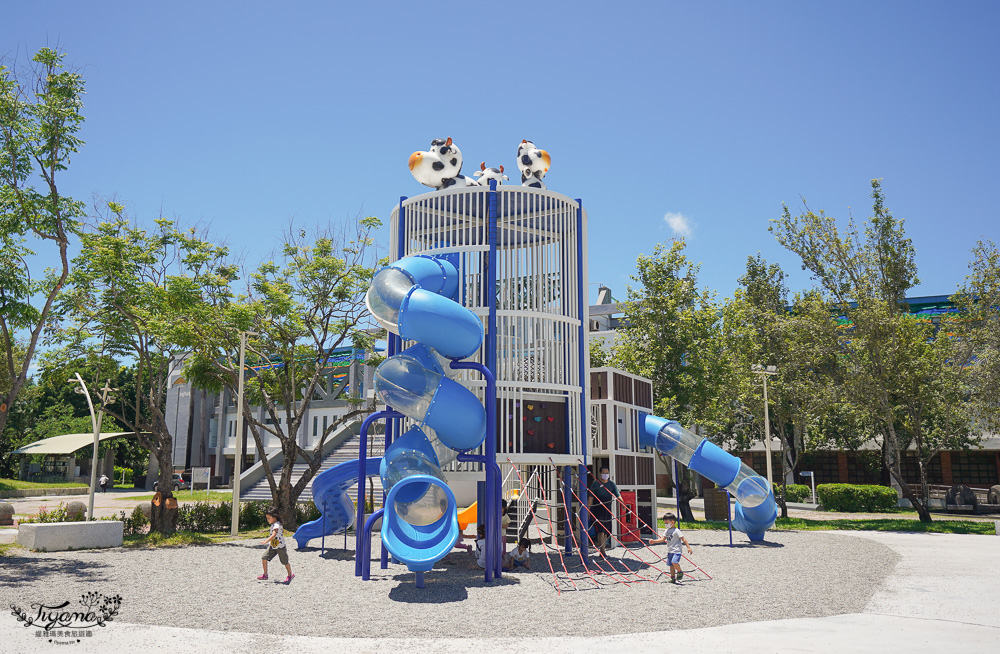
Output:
[123,527,273,548]
[115,490,235,503]
[0,542,22,557]
[659,517,996,535]
[773,516,996,535]
[0,479,88,490]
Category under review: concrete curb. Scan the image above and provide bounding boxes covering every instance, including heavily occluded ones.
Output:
[0,487,89,499]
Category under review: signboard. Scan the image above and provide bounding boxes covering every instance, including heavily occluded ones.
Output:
[193,466,211,495]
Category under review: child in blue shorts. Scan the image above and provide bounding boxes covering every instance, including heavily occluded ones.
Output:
[648,513,692,583]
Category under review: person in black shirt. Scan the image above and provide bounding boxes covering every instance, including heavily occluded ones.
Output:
[589,465,621,554]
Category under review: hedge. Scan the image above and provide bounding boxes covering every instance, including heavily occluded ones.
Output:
[816,483,898,512]
[773,483,812,503]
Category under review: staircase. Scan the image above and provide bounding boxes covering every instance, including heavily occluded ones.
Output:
[240,431,385,504]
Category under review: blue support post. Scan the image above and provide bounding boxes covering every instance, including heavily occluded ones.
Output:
[361,508,385,580]
[576,199,588,559]
[355,409,404,578]
[451,359,499,582]
[381,196,407,570]
[320,500,327,558]
[563,465,573,554]
[578,464,589,560]
[674,458,681,527]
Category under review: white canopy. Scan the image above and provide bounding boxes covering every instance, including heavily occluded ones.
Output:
[13,431,145,455]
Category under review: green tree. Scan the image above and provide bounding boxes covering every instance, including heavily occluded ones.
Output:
[0,48,86,435]
[183,217,384,530]
[770,179,982,522]
[55,208,235,533]
[609,239,734,520]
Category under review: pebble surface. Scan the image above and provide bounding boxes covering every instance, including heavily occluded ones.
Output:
[0,530,899,638]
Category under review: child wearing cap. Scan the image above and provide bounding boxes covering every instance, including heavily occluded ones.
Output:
[258,509,294,583]
[649,513,692,583]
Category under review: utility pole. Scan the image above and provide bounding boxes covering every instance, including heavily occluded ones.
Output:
[751,364,778,488]
[231,331,255,537]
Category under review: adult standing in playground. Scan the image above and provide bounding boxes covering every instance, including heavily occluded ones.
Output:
[589,465,621,554]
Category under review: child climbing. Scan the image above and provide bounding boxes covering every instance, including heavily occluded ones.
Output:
[259,509,294,583]
[648,513,692,583]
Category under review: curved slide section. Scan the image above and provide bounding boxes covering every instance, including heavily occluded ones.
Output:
[638,415,777,541]
[293,457,382,548]
[365,254,487,573]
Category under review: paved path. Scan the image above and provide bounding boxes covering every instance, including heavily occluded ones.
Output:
[3,530,996,653]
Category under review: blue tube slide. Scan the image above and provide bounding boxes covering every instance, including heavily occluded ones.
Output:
[293,456,382,548]
[362,255,487,574]
[638,414,777,541]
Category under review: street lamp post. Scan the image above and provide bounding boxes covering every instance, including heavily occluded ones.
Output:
[231,331,255,537]
[751,365,778,489]
[70,374,117,521]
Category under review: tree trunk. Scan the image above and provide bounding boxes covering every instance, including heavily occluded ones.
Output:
[150,449,177,535]
[677,466,696,522]
[887,460,933,523]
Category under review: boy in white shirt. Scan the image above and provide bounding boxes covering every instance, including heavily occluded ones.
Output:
[258,509,294,583]
[649,513,692,583]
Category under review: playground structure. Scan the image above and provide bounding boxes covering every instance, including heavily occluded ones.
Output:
[293,142,776,589]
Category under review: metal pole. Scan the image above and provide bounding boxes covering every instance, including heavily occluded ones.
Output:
[231,331,249,537]
[72,374,99,521]
[763,374,773,488]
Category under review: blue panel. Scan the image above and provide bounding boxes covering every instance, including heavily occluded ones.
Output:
[688,439,741,488]
[398,288,484,359]
[424,377,487,451]
[380,474,460,572]
[638,413,670,449]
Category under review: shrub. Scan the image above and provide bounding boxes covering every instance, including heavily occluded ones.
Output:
[113,466,134,486]
[20,502,72,523]
[774,483,813,503]
[816,483,898,512]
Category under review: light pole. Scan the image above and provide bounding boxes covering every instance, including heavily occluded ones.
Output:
[751,364,778,488]
[70,374,117,521]
[231,331,256,537]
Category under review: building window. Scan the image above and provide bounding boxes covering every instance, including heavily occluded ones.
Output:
[951,452,999,486]
[313,416,318,437]
[322,415,328,435]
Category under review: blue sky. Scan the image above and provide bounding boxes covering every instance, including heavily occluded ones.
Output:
[5,1,998,304]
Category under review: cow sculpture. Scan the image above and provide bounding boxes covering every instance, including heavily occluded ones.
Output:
[473,162,509,187]
[516,139,551,189]
[408,137,479,189]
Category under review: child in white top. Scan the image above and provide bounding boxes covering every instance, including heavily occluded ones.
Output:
[648,513,692,583]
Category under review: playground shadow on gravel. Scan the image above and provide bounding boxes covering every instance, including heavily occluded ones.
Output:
[0,555,112,587]
[695,540,785,548]
[387,568,522,603]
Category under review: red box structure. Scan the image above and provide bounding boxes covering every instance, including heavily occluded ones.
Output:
[619,490,639,542]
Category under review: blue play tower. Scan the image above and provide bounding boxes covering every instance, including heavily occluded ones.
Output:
[294,180,776,588]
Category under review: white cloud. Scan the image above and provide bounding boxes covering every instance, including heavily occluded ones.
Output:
[663,211,693,238]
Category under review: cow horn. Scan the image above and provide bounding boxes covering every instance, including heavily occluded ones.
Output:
[521,139,527,143]
[481,162,486,171]
[446,137,453,146]
[499,165,504,173]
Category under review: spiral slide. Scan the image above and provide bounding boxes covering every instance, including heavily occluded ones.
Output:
[293,457,381,548]
[365,254,488,572]
[638,415,777,540]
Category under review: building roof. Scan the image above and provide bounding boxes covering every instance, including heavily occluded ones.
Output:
[12,431,146,455]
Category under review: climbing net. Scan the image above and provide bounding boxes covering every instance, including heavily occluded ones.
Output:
[505,458,712,594]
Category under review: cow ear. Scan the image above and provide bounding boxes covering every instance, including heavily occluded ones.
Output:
[446,137,453,147]
[481,161,486,171]
[499,165,504,173]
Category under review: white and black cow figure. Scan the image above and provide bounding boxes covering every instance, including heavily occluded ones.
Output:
[473,162,509,187]
[408,137,479,190]
[516,139,551,189]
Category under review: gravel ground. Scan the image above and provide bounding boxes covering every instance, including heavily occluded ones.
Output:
[0,530,899,638]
